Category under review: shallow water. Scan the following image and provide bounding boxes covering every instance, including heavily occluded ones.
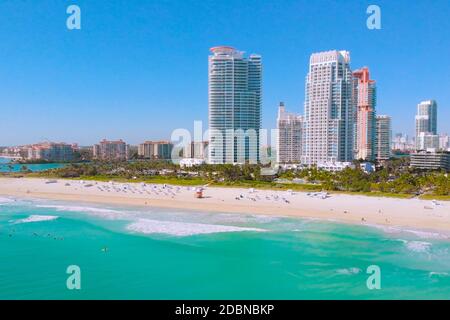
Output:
[0,196,449,299]
[0,157,66,172]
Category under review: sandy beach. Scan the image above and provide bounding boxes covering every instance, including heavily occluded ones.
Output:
[0,177,449,233]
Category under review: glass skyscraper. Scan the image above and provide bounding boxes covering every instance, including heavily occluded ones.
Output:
[208,46,262,164]
[375,115,392,161]
[416,100,437,136]
[415,100,438,150]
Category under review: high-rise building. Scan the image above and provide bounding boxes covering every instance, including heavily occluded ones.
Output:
[138,141,173,159]
[183,141,208,160]
[302,50,354,165]
[276,102,303,164]
[439,133,450,151]
[208,46,262,164]
[27,142,76,162]
[353,67,376,161]
[392,133,415,152]
[415,100,437,150]
[375,115,392,161]
[93,139,129,161]
[416,132,439,151]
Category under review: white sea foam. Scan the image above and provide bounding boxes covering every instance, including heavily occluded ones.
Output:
[336,267,361,275]
[429,271,449,278]
[126,219,265,236]
[369,224,449,240]
[212,213,281,224]
[13,215,59,224]
[35,204,128,220]
[401,229,448,240]
[0,197,15,205]
[405,241,432,253]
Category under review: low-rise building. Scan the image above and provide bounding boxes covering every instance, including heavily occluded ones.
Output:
[410,150,450,171]
[179,158,205,168]
[360,162,376,173]
[317,161,355,172]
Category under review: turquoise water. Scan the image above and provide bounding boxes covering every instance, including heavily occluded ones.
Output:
[0,157,66,172]
[0,196,449,300]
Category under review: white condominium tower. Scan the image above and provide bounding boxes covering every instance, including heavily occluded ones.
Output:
[302,50,354,165]
[415,100,438,150]
[415,100,437,136]
[277,102,303,164]
[375,115,392,161]
[208,46,262,164]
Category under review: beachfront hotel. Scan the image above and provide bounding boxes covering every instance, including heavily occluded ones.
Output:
[375,115,392,161]
[276,102,303,164]
[353,67,376,161]
[138,141,173,160]
[302,50,355,165]
[93,139,129,161]
[27,142,76,162]
[208,46,262,164]
[415,100,438,150]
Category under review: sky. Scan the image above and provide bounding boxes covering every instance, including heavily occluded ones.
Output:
[0,0,449,146]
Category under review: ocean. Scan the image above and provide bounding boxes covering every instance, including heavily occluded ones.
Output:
[0,196,449,300]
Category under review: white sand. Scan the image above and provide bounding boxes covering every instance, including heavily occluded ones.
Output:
[0,177,449,232]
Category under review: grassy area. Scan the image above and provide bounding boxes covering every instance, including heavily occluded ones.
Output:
[212,180,323,191]
[419,194,450,201]
[333,191,414,199]
[69,175,209,186]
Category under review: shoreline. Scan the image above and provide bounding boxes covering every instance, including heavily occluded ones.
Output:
[1,177,450,234]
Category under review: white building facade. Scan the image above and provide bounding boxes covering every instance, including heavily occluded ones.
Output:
[302,50,355,165]
[208,46,262,164]
[415,100,437,150]
[375,115,392,161]
[276,102,303,164]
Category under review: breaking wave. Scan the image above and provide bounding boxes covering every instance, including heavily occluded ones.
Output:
[35,204,128,220]
[336,267,361,275]
[12,215,59,224]
[127,218,265,236]
[404,240,432,253]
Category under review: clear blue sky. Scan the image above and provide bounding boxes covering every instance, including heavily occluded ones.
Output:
[0,0,448,146]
